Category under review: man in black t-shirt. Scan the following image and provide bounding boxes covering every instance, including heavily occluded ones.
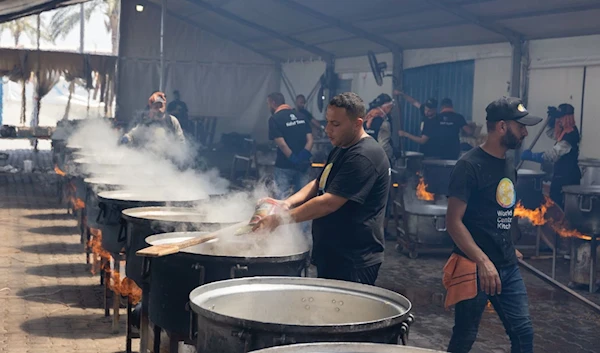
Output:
[166,90,190,135]
[256,92,391,285]
[268,92,314,199]
[445,97,541,353]
[295,94,322,132]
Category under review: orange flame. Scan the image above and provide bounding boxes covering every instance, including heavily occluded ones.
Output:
[416,176,434,201]
[88,228,142,304]
[515,196,591,240]
[54,164,66,176]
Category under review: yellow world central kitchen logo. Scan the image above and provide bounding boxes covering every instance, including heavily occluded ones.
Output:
[496,177,516,208]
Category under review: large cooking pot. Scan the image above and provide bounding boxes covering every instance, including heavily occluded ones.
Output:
[399,204,452,259]
[516,169,545,209]
[563,185,600,234]
[122,206,247,286]
[569,235,600,286]
[394,152,424,182]
[579,159,600,186]
[189,277,414,353]
[97,190,208,254]
[250,342,444,353]
[145,230,310,339]
[421,160,457,196]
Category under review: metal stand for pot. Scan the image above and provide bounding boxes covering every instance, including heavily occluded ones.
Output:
[589,234,598,294]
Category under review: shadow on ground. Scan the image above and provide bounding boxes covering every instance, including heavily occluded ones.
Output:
[24,213,75,221]
[20,242,84,255]
[28,225,79,236]
[16,284,104,309]
[21,314,119,339]
[26,263,92,278]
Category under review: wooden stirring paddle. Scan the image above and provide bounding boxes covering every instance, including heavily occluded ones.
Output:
[136,221,249,258]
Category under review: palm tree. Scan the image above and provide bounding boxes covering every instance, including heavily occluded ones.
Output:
[1,17,39,47]
[50,0,120,55]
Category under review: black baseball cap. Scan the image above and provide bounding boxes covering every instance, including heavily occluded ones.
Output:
[485,97,542,126]
[558,103,574,116]
[424,98,437,109]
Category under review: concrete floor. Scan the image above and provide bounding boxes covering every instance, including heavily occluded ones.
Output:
[0,146,599,353]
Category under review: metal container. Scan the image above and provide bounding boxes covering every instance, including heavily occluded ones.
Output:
[421,160,457,196]
[563,185,600,234]
[96,190,208,254]
[394,152,424,182]
[398,204,452,259]
[250,342,443,353]
[145,231,310,338]
[569,235,600,286]
[189,277,413,353]
[122,206,246,286]
[516,169,545,210]
[579,159,600,186]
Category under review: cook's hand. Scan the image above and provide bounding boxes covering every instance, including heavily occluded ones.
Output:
[252,214,283,232]
[393,90,403,96]
[477,259,501,296]
[398,130,407,137]
[516,249,523,260]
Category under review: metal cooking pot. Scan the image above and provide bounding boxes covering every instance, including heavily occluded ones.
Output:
[189,277,414,353]
[579,159,600,186]
[250,342,444,353]
[563,185,600,234]
[122,206,246,286]
[398,204,452,259]
[96,190,208,254]
[421,160,457,196]
[394,152,424,182]
[145,231,310,339]
[569,235,600,286]
[516,169,545,209]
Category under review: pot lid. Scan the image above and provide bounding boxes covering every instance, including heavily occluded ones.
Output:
[98,189,208,203]
[145,229,309,258]
[250,343,444,353]
[563,185,600,196]
[517,169,545,176]
[189,277,411,330]
[579,158,600,167]
[122,206,245,224]
[422,159,457,167]
[404,204,447,216]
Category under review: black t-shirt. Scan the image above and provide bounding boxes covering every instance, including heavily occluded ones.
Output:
[554,128,581,180]
[297,108,315,122]
[268,108,312,169]
[421,111,467,160]
[448,147,518,268]
[364,116,384,141]
[312,137,391,269]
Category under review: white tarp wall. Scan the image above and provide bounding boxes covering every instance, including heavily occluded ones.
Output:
[281,34,600,162]
[117,1,280,142]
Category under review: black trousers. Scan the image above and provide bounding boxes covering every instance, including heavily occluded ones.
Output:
[316,262,382,285]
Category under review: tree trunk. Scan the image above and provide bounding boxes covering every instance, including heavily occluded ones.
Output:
[63,81,74,120]
[20,80,26,125]
[111,16,119,55]
[93,72,99,100]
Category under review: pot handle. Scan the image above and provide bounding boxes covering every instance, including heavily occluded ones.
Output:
[398,314,415,346]
[230,264,249,279]
[434,216,447,232]
[96,202,106,223]
[579,195,594,213]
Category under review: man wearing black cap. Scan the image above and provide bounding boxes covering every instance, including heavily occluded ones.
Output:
[521,103,581,208]
[394,91,438,157]
[444,97,541,353]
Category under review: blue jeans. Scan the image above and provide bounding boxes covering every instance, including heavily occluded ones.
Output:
[273,167,309,199]
[447,264,533,353]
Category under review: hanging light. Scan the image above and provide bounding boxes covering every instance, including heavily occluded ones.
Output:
[136,4,144,12]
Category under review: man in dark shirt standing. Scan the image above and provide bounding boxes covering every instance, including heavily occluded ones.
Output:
[167,90,190,135]
[445,97,541,353]
[268,92,314,199]
[295,94,322,132]
[256,92,391,285]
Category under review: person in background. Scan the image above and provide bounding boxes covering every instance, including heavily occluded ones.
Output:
[520,103,581,209]
[444,97,540,353]
[167,90,191,135]
[295,94,322,132]
[121,91,185,145]
[268,92,313,199]
[393,91,438,158]
[255,92,390,285]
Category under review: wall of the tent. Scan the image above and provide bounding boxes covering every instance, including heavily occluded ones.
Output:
[116,1,280,143]
[281,34,600,162]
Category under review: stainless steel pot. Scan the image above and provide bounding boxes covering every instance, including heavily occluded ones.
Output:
[516,169,545,210]
[189,277,414,353]
[421,160,457,196]
[145,231,310,338]
[399,204,452,259]
[569,235,600,286]
[563,185,600,234]
[579,159,600,186]
[122,206,245,286]
[250,342,444,353]
[96,190,208,254]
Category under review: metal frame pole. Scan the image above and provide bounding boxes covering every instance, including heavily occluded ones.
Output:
[159,0,167,92]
